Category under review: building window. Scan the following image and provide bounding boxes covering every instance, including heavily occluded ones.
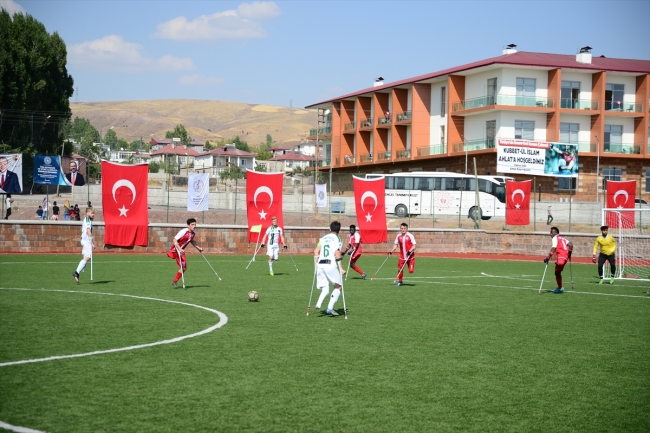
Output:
[486,120,496,147]
[558,177,577,191]
[514,120,535,140]
[440,86,446,116]
[604,124,622,151]
[516,77,536,96]
[605,83,624,110]
[602,168,622,191]
[561,81,580,108]
[241,160,246,166]
[487,78,497,104]
[560,123,579,143]
[646,170,650,193]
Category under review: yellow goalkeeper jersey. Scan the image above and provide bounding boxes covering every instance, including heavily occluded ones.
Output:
[593,235,616,255]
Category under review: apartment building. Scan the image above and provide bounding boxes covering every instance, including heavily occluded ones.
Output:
[305,47,650,201]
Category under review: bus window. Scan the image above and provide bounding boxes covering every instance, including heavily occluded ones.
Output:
[494,185,506,203]
[385,177,395,189]
[415,177,432,191]
[468,179,476,191]
[404,177,414,190]
[478,179,492,194]
[434,178,442,190]
[394,177,406,190]
[454,178,467,190]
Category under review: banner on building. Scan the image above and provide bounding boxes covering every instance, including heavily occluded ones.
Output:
[316,184,328,208]
[496,139,578,178]
[33,155,71,187]
[0,153,23,193]
[187,173,209,212]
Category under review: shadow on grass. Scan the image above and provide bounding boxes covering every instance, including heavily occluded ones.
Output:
[89,280,115,284]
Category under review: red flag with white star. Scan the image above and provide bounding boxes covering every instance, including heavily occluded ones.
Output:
[606,180,636,228]
[246,170,284,242]
[353,176,387,243]
[505,180,531,225]
[101,161,149,247]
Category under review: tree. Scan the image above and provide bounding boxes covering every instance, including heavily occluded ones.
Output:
[117,138,129,150]
[254,163,267,172]
[231,136,251,152]
[129,140,142,152]
[0,10,74,155]
[204,140,215,150]
[165,124,192,146]
[104,128,118,150]
[220,162,244,181]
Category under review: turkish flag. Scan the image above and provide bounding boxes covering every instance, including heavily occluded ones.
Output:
[505,180,531,225]
[606,180,636,228]
[353,176,387,243]
[102,161,149,247]
[246,170,284,242]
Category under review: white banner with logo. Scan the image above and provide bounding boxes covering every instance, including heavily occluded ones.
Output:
[496,139,578,178]
[187,173,209,211]
[316,183,328,208]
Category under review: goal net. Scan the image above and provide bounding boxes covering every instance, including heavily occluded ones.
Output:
[601,208,650,281]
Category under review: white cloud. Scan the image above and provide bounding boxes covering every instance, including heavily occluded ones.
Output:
[0,0,25,15]
[154,1,280,41]
[178,75,224,86]
[68,35,195,72]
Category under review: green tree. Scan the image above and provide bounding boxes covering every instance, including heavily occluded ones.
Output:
[231,136,251,152]
[220,162,244,181]
[165,124,192,146]
[129,140,142,152]
[0,10,74,154]
[104,128,118,150]
[117,138,129,150]
[148,161,161,173]
[204,140,215,150]
[254,163,267,172]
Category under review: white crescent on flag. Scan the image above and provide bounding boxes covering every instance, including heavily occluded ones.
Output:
[112,179,137,217]
[360,191,378,212]
[613,190,628,206]
[254,186,274,220]
[511,189,525,203]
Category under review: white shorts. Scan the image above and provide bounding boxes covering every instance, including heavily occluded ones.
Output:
[267,245,279,260]
[317,265,342,287]
[81,240,92,258]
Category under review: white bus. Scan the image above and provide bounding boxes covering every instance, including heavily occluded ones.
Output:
[366,172,513,220]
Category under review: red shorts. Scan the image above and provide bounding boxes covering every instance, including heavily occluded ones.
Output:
[398,257,415,274]
[167,249,187,270]
[350,250,362,262]
[555,257,567,272]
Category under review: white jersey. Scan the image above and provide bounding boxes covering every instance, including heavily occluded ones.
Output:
[317,233,342,265]
[265,225,283,247]
[81,216,93,242]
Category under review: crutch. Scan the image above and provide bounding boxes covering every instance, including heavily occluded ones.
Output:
[306,257,317,316]
[344,246,357,281]
[339,266,348,320]
[371,253,392,280]
[90,242,93,281]
[175,245,186,289]
[286,246,298,271]
[200,252,221,281]
[246,239,263,270]
[569,258,574,290]
[394,252,413,283]
[538,261,549,294]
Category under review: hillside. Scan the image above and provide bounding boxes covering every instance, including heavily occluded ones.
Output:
[70,100,317,147]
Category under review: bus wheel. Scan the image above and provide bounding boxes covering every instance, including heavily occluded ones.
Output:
[468,206,481,221]
[395,204,408,218]
[481,215,491,220]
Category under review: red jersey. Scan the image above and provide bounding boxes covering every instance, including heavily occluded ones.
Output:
[394,232,416,260]
[170,227,196,252]
[552,235,569,260]
[349,232,362,254]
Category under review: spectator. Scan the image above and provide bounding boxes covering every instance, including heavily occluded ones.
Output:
[52,201,60,220]
[547,205,553,225]
[37,206,44,220]
[69,205,77,221]
[4,194,13,219]
[74,204,81,221]
[64,200,71,221]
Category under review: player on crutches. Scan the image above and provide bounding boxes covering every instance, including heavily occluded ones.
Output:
[167,218,203,289]
[389,222,416,286]
[342,224,366,280]
[72,207,95,284]
[314,221,346,317]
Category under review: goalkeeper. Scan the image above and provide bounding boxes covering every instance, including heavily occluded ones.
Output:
[592,225,616,284]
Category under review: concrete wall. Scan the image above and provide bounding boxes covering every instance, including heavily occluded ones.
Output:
[0,220,602,258]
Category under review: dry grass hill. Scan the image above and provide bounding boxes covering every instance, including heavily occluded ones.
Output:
[70,100,317,147]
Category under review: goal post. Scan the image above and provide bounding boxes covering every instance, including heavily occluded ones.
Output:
[601,208,650,281]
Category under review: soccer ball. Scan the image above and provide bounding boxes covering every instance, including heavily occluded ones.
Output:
[248,290,259,302]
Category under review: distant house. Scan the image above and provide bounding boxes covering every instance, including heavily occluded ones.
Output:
[269,143,296,157]
[266,151,317,173]
[150,143,201,171]
[150,137,204,154]
[194,144,257,178]
[287,139,324,157]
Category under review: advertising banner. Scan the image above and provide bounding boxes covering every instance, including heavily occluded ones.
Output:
[0,153,24,193]
[496,139,578,178]
[187,173,209,211]
[33,155,71,186]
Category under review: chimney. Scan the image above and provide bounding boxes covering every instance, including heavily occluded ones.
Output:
[576,46,592,64]
[374,77,384,87]
[502,44,517,55]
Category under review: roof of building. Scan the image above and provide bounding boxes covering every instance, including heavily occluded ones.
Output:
[306,51,650,108]
[201,146,257,157]
[150,144,201,156]
[270,152,318,161]
[150,138,204,146]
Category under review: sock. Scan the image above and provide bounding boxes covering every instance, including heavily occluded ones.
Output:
[173,271,183,283]
[269,261,273,271]
[327,289,341,311]
[76,260,87,274]
[351,264,364,275]
[316,286,329,308]
[556,275,562,288]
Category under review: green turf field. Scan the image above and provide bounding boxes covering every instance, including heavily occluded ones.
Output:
[1,253,648,433]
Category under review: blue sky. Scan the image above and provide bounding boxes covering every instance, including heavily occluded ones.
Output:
[3,0,649,108]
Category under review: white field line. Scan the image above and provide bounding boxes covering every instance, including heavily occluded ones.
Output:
[0,420,47,433]
[0,288,228,367]
[374,274,649,299]
[0,259,251,265]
